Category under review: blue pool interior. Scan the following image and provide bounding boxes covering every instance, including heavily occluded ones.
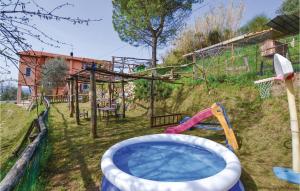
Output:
[113,141,226,182]
[102,141,244,191]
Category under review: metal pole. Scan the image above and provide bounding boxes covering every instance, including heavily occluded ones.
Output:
[285,79,300,172]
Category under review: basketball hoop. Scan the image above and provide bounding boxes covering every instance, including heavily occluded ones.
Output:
[254,77,278,99]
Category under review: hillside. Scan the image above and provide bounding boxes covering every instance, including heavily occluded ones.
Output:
[40,77,300,191]
[132,75,300,190]
[0,103,45,181]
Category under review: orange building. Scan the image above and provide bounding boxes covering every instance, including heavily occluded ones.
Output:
[17,51,112,104]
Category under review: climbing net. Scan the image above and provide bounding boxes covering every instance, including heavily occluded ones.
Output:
[254,77,276,99]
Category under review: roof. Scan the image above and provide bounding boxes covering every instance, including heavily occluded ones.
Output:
[267,14,299,35]
[183,28,284,57]
[18,50,111,65]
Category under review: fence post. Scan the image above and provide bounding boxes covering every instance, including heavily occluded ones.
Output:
[90,69,97,138]
[150,73,154,128]
[75,76,80,124]
[192,53,198,80]
[70,79,75,117]
[121,80,126,118]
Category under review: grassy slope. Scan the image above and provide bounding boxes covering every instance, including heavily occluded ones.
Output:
[42,80,299,191]
[157,83,300,191]
[158,34,300,79]
[0,103,44,180]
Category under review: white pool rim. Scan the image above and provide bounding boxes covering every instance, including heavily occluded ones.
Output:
[101,134,241,191]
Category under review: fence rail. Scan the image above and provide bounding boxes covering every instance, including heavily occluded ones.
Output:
[151,113,182,128]
[0,97,50,191]
[45,94,89,103]
[45,95,68,103]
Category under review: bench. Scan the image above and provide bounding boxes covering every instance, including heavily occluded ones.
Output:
[79,109,89,119]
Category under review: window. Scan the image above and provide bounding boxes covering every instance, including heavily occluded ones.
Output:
[25,67,31,77]
[83,84,89,90]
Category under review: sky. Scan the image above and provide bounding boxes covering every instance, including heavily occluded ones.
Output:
[1,0,284,82]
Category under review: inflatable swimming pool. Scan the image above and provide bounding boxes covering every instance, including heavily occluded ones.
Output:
[101,134,244,191]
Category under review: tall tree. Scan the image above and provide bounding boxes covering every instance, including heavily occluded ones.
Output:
[112,0,202,67]
[277,0,299,15]
[41,58,68,95]
[239,15,269,34]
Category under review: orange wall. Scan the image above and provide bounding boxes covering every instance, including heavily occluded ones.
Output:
[18,54,112,99]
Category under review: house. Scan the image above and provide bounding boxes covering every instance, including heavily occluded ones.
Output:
[17,51,112,104]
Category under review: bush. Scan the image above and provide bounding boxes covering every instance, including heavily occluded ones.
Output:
[134,80,173,101]
[207,72,257,87]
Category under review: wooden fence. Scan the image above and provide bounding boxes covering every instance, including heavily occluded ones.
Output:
[0,97,50,191]
[45,95,68,103]
[45,94,89,103]
[151,113,182,128]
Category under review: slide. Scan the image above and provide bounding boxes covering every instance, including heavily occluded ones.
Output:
[165,108,213,134]
[165,103,239,150]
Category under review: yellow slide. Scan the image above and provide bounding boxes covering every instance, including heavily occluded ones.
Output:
[211,103,239,150]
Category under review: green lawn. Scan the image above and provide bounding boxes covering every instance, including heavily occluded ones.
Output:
[42,88,299,191]
[0,103,44,180]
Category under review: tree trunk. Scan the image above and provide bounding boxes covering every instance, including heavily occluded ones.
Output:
[152,36,157,68]
[56,86,59,95]
[149,35,157,127]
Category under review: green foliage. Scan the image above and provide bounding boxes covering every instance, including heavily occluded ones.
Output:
[0,86,17,101]
[163,50,185,66]
[277,0,299,14]
[0,103,45,180]
[41,58,68,95]
[112,0,202,67]
[0,86,29,101]
[133,80,149,100]
[112,0,201,47]
[207,72,257,87]
[239,14,270,34]
[134,80,173,101]
[163,1,244,65]
[207,29,222,45]
[132,65,146,72]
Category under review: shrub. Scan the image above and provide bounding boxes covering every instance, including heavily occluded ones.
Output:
[134,80,173,101]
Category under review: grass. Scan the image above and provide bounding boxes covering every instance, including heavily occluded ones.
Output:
[41,78,299,191]
[0,103,44,180]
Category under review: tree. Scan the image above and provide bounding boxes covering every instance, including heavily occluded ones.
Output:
[41,58,68,95]
[0,86,17,101]
[0,0,101,92]
[112,0,202,67]
[277,0,299,15]
[162,0,245,65]
[207,29,222,45]
[239,15,269,34]
[134,79,172,101]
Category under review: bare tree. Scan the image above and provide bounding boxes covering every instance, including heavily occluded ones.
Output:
[167,0,244,56]
[194,0,244,39]
[0,0,101,83]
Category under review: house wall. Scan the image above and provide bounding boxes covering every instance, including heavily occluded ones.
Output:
[17,52,112,104]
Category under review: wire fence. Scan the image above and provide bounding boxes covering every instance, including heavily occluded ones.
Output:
[151,35,300,83]
[196,35,300,79]
[0,97,50,191]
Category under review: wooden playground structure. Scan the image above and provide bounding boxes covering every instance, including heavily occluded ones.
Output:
[66,56,179,138]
